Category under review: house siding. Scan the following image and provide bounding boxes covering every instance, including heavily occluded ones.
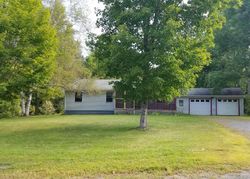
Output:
[65,91,115,113]
[176,98,189,114]
[240,98,244,116]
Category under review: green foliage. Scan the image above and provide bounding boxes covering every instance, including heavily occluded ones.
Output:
[0,0,58,116]
[48,0,89,90]
[85,53,107,78]
[0,0,57,94]
[91,0,240,104]
[197,0,250,90]
[0,0,90,117]
[39,100,55,115]
[0,99,20,118]
[52,97,64,113]
[206,71,241,90]
[31,87,64,115]
[35,0,91,115]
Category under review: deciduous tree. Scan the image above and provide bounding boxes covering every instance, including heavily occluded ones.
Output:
[0,0,57,116]
[33,0,91,115]
[48,0,89,90]
[197,0,250,91]
[91,0,240,128]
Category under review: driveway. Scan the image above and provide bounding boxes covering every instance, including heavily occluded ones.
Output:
[213,118,250,139]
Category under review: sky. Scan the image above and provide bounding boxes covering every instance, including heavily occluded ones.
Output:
[87,0,103,35]
[65,0,189,56]
[63,0,103,56]
[77,0,103,56]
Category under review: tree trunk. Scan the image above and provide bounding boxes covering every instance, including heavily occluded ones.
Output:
[20,92,26,116]
[25,93,32,116]
[140,101,148,129]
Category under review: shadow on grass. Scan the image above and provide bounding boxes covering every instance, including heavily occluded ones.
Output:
[0,123,146,147]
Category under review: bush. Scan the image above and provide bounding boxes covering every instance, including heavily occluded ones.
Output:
[0,99,21,118]
[52,97,64,114]
[29,105,36,116]
[39,101,55,115]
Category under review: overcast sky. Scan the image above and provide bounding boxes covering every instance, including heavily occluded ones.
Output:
[87,0,103,35]
[63,0,103,56]
[65,0,189,56]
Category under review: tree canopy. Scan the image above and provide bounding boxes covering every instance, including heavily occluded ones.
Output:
[0,0,57,116]
[91,0,240,128]
[48,0,89,90]
[197,0,250,91]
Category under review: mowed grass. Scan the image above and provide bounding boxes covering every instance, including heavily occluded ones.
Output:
[0,115,250,178]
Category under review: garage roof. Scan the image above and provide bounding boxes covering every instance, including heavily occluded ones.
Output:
[187,88,244,97]
[221,88,243,95]
[188,88,213,95]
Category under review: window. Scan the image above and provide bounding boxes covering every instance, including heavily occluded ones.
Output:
[196,99,200,102]
[228,99,232,102]
[201,99,205,102]
[223,99,227,102]
[206,100,210,102]
[191,99,195,102]
[106,92,113,103]
[179,100,184,107]
[218,99,222,102]
[75,92,82,102]
[233,99,238,102]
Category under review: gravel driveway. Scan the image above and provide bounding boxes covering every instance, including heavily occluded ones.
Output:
[214,118,250,139]
[166,171,250,179]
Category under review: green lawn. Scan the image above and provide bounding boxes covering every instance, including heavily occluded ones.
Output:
[0,115,250,178]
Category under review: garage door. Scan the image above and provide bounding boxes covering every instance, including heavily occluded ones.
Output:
[217,99,239,116]
[190,99,211,115]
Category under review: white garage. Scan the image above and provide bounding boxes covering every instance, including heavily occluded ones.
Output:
[190,99,211,115]
[217,99,239,116]
[176,88,244,116]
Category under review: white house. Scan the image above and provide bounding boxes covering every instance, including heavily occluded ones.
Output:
[64,79,245,116]
[64,79,115,114]
[176,88,244,116]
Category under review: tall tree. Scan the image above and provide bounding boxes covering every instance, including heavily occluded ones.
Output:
[84,53,106,78]
[0,0,57,116]
[32,0,90,114]
[91,0,240,128]
[43,0,90,54]
[47,0,89,90]
[197,0,250,91]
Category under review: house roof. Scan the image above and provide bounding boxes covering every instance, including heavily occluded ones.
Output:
[71,79,115,91]
[69,79,244,96]
[92,79,115,91]
[186,88,244,97]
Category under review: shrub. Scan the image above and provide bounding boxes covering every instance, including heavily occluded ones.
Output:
[52,97,64,114]
[39,101,55,115]
[29,105,36,115]
[0,99,21,118]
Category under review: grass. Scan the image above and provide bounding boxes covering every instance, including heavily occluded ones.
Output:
[0,115,250,178]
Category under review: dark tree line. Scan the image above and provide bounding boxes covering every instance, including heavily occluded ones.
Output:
[197,0,250,92]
